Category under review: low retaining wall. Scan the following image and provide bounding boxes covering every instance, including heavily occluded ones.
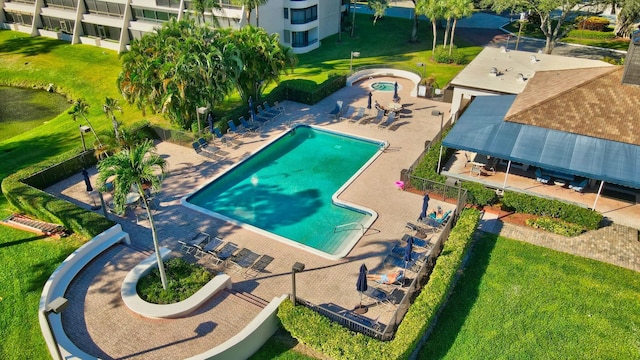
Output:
[347,69,421,97]
[186,295,289,360]
[39,224,130,360]
[121,250,232,319]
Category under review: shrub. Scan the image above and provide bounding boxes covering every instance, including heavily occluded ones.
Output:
[502,191,602,230]
[137,258,213,304]
[433,45,466,65]
[278,209,481,360]
[462,182,497,207]
[566,29,616,40]
[575,16,610,31]
[526,216,586,237]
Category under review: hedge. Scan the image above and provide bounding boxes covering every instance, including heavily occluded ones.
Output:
[278,208,482,360]
[525,216,586,237]
[501,191,602,230]
[2,149,115,238]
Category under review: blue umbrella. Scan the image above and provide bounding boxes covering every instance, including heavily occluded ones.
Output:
[367,92,372,109]
[404,236,413,271]
[419,193,430,220]
[393,81,399,101]
[356,263,368,312]
[207,113,214,134]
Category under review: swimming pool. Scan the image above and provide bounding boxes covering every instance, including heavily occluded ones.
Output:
[182,125,387,259]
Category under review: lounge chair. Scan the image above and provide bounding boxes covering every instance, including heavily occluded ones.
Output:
[239,116,260,132]
[377,111,396,129]
[339,105,355,121]
[192,141,223,160]
[262,101,283,116]
[256,105,279,122]
[383,253,417,271]
[208,241,238,267]
[401,234,432,249]
[244,254,274,278]
[328,101,343,120]
[362,286,393,309]
[569,178,588,192]
[405,221,433,235]
[227,119,251,137]
[178,232,210,255]
[194,235,223,259]
[390,245,428,265]
[213,127,241,147]
[348,107,366,123]
[228,248,261,273]
[535,168,551,184]
[368,109,385,125]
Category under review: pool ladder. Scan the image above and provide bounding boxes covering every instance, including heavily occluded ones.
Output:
[334,222,364,235]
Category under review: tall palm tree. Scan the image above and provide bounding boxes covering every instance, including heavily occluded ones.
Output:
[447,0,473,55]
[242,0,268,27]
[103,97,122,140]
[97,140,169,289]
[189,0,221,27]
[68,98,104,149]
[417,0,443,57]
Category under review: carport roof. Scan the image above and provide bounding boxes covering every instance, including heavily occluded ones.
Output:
[442,95,640,189]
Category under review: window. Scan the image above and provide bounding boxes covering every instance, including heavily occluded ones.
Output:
[84,0,126,17]
[155,0,180,9]
[283,8,288,19]
[283,30,290,44]
[133,7,175,22]
[290,5,317,25]
[44,0,77,10]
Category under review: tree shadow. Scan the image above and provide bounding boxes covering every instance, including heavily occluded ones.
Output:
[0,31,66,56]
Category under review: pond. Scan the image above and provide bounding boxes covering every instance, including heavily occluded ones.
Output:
[0,86,70,142]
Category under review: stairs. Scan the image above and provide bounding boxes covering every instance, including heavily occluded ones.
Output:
[227,289,269,309]
[1,213,68,238]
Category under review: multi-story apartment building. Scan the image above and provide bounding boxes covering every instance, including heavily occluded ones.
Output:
[0,0,349,53]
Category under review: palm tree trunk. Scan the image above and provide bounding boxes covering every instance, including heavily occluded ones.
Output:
[449,19,457,55]
[431,21,437,58]
[351,0,356,37]
[256,5,260,27]
[81,114,104,148]
[443,18,450,46]
[141,191,168,290]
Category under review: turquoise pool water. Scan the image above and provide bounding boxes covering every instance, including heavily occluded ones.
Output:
[184,126,385,257]
[371,81,396,92]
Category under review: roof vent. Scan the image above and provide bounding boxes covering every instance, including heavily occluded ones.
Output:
[517,73,525,82]
[489,67,498,76]
[530,55,538,63]
[500,46,507,53]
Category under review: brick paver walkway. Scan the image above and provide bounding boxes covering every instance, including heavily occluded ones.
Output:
[479,214,640,272]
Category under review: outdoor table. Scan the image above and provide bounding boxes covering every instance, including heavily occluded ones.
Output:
[125,192,140,206]
[387,103,402,112]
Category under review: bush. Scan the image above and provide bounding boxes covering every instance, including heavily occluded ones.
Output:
[502,191,602,230]
[137,258,213,304]
[526,216,586,237]
[278,209,482,360]
[433,45,466,65]
[575,16,610,31]
[566,29,616,40]
[462,182,497,207]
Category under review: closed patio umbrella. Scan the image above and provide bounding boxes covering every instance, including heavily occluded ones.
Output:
[367,92,372,109]
[419,193,430,220]
[393,81,399,101]
[404,236,413,272]
[355,263,368,314]
[207,113,214,134]
[82,169,93,192]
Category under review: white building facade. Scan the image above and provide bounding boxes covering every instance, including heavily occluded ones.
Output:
[0,0,348,53]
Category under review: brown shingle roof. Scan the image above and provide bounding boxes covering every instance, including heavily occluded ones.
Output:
[505,66,640,145]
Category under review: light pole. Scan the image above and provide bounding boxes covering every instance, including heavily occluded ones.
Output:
[515,12,527,51]
[349,51,360,73]
[196,106,208,136]
[432,110,445,174]
[43,296,69,360]
[79,125,91,152]
[291,262,305,305]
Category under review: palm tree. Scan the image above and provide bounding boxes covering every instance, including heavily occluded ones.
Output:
[189,0,221,27]
[417,0,444,57]
[241,0,268,27]
[447,0,473,55]
[103,97,122,140]
[69,98,104,149]
[97,139,169,289]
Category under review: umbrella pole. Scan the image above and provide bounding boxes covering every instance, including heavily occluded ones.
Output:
[355,292,367,314]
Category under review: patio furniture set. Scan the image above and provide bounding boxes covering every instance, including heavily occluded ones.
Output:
[535,168,588,192]
[178,232,274,278]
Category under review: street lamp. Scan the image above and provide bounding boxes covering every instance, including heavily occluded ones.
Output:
[432,110,445,174]
[43,296,69,360]
[515,12,527,51]
[79,125,91,152]
[349,51,360,73]
[196,106,208,136]
[291,262,305,306]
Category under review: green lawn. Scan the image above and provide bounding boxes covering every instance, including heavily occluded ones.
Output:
[419,233,640,359]
[0,15,480,359]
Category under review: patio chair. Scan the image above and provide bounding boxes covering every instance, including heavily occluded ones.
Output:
[213,127,241,147]
[390,245,428,265]
[208,241,238,267]
[262,101,283,116]
[535,168,551,184]
[194,234,223,259]
[244,254,274,278]
[377,111,396,129]
[328,101,343,120]
[228,248,261,273]
[178,232,209,255]
[382,253,417,271]
[273,101,285,112]
[239,116,260,132]
[256,105,279,122]
[368,109,385,125]
[193,139,224,160]
[348,107,366,123]
[227,119,250,137]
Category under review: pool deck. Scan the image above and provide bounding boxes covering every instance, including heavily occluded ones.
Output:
[49,76,455,359]
[46,75,640,359]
